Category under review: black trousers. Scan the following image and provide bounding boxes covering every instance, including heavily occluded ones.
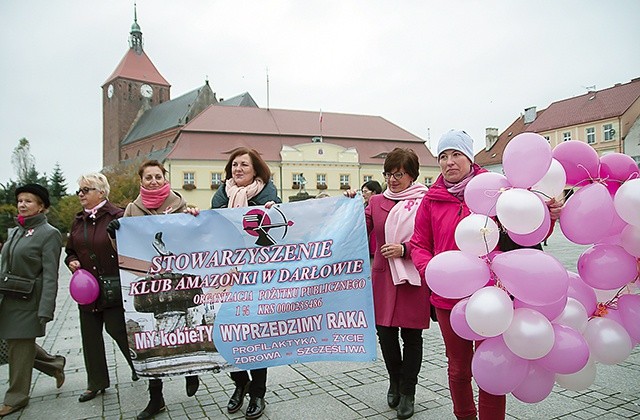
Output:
[79,306,134,391]
[231,368,267,398]
[376,325,423,395]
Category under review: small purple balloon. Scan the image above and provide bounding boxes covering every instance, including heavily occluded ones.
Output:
[577,244,637,290]
[472,336,529,395]
[69,268,100,305]
[537,324,589,374]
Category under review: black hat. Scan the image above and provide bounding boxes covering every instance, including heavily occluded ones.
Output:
[15,184,51,208]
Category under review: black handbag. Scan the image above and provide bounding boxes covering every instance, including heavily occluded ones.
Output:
[0,272,35,300]
[98,274,122,308]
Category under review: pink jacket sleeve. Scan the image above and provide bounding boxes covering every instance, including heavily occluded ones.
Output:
[410,196,434,283]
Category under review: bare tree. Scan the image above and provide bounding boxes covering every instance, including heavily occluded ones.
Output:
[11,138,36,183]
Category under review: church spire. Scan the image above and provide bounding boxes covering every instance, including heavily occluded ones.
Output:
[128,2,143,54]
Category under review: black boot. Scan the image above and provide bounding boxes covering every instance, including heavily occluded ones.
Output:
[387,380,400,408]
[137,380,166,420]
[396,394,415,419]
[245,396,265,419]
[227,381,251,414]
[186,375,199,397]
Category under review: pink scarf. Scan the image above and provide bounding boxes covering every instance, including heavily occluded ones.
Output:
[226,178,264,208]
[84,200,107,219]
[383,183,429,286]
[443,168,475,200]
[140,182,171,209]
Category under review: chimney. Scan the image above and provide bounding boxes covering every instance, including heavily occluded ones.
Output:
[485,127,499,151]
[524,106,537,124]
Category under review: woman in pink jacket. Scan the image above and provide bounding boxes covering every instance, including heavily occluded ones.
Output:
[361,148,430,419]
[410,130,561,420]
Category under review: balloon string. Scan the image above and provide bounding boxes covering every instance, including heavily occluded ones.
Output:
[589,284,629,319]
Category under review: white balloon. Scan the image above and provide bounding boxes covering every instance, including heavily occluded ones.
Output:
[583,317,633,365]
[620,224,640,257]
[614,178,640,227]
[503,308,554,360]
[496,189,545,235]
[553,298,588,333]
[466,287,514,337]
[555,358,596,391]
[454,214,500,257]
[532,158,567,200]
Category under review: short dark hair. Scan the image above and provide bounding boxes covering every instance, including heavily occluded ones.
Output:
[361,180,382,194]
[383,148,419,181]
[138,160,167,179]
[224,147,272,183]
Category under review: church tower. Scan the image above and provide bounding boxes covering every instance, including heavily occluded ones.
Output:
[102,4,171,167]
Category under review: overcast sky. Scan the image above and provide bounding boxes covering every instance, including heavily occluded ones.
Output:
[1,0,639,187]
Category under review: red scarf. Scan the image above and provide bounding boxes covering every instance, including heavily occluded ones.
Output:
[140,182,171,209]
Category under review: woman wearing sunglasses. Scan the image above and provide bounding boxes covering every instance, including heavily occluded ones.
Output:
[64,173,138,404]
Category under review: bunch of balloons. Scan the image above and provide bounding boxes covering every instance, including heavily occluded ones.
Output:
[426,132,640,404]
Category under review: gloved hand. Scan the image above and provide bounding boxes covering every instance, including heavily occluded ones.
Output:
[107,219,121,240]
[40,316,52,327]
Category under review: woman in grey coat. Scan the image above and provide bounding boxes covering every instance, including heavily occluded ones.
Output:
[0,184,62,417]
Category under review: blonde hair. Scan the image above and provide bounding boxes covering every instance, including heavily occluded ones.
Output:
[78,172,111,198]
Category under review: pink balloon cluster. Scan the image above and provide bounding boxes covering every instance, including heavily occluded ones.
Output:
[425,135,640,404]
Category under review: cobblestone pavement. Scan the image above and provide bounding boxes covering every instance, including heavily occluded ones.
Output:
[1,229,638,419]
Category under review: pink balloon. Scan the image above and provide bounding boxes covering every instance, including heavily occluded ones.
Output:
[537,324,589,374]
[472,337,529,395]
[577,244,637,290]
[514,294,567,321]
[618,294,640,341]
[605,207,628,237]
[491,249,569,306]
[450,298,486,341]
[512,363,555,403]
[426,251,491,299]
[566,271,597,316]
[464,172,511,216]
[503,132,553,188]
[620,224,640,257]
[599,153,640,195]
[69,269,100,305]
[508,203,551,247]
[559,183,614,245]
[552,140,600,186]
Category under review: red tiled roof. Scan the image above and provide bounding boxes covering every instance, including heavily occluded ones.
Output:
[168,106,438,166]
[475,110,544,167]
[103,49,170,87]
[527,78,640,132]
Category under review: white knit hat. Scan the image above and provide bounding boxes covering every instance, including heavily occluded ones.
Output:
[436,130,474,163]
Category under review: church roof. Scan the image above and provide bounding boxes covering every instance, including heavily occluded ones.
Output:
[122,84,210,145]
[167,106,438,166]
[527,78,640,132]
[218,92,258,107]
[103,48,170,87]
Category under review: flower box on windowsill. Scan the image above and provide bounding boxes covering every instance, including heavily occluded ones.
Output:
[210,183,220,190]
[292,184,300,190]
[183,183,196,191]
[339,184,350,190]
[317,183,327,190]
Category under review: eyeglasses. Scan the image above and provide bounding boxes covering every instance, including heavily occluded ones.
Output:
[76,187,97,195]
[382,171,406,180]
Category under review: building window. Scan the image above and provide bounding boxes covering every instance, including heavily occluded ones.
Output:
[586,127,595,144]
[604,124,615,141]
[563,132,571,142]
[211,172,223,185]
[425,177,433,186]
[316,174,326,185]
[363,175,373,183]
[340,174,350,188]
[543,136,550,143]
[183,172,195,185]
